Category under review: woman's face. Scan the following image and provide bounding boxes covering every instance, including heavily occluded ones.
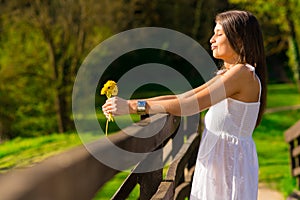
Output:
[210,22,239,63]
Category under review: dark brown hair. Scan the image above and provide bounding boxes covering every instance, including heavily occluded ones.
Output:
[216,10,267,126]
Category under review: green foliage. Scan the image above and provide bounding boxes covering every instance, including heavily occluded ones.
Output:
[229,0,300,87]
[0,0,299,140]
[0,0,229,139]
[0,16,56,138]
[0,1,114,138]
[287,37,300,86]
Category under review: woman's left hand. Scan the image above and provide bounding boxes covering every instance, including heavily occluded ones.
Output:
[102,96,130,119]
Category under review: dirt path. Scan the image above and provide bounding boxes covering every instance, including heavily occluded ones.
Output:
[258,183,284,200]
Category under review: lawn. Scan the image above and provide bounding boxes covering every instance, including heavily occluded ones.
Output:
[253,109,300,197]
[266,84,300,108]
[0,83,299,198]
[0,133,82,173]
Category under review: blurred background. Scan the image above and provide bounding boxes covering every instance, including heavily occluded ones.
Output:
[0,0,300,198]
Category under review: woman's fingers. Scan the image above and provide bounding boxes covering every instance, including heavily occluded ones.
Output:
[102,97,119,118]
[102,96,130,116]
[102,98,112,119]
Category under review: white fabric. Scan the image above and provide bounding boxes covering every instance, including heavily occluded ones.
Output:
[190,65,261,200]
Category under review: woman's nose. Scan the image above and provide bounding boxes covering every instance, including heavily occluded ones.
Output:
[210,35,215,44]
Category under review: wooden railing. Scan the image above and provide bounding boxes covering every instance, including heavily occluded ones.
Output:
[285,120,300,199]
[0,113,202,200]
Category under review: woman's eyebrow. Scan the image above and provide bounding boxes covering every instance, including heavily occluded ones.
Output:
[214,28,222,33]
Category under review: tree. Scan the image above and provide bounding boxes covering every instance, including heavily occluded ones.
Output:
[229,0,300,87]
[0,0,111,138]
[0,0,230,139]
[0,5,56,138]
[21,0,109,133]
[285,0,300,90]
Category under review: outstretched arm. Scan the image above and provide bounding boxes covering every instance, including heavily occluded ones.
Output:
[103,64,248,117]
[140,75,220,101]
[137,75,228,116]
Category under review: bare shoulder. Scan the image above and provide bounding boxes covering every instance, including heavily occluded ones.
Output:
[221,64,260,101]
[220,64,248,80]
[222,64,254,81]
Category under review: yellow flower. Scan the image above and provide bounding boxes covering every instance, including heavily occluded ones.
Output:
[101,80,118,98]
[101,80,118,135]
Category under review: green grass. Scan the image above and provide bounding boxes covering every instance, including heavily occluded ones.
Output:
[0,83,299,198]
[254,109,300,197]
[266,84,300,108]
[94,171,140,199]
[253,83,300,196]
[0,133,82,173]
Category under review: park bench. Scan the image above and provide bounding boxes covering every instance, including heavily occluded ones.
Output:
[285,120,300,200]
[0,113,202,200]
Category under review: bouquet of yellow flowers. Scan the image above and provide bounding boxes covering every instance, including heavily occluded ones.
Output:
[101,80,118,135]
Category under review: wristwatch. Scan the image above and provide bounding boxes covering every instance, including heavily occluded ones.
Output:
[137,100,147,115]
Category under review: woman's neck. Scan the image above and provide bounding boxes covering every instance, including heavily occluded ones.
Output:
[223,62,237,70]
[223,55,240,69]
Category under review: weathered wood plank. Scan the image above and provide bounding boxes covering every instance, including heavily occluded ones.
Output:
[174,164,195,200]
[293,145,300,157]
[0,145,118,200]
[174,182,191,200]
[150,181,174,200]
[107,114,180,153]
[150,133,200,200]
[165,133,200,187]
[185,165,196,183]
[0,114,180,200]
[285,120,300,143]
[293,167,300,177]
[139,169,163,200]
[137,144,163,200]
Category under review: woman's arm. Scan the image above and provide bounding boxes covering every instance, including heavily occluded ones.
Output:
[142,75,220,101]
[176,75,220,99]
[103,64,247,117]
[130,76,225,116]
[142,94,177,101]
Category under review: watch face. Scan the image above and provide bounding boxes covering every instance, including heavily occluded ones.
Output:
[138,101,146,107]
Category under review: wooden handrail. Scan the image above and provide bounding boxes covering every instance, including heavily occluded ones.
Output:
[150,132,200,199]
[0,114,201,200]
[285,120,300,143]
[285,120,300,190]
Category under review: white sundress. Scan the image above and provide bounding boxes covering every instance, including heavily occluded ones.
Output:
[190,64,261,200]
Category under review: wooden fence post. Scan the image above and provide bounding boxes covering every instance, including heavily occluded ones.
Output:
[137,149,163,200]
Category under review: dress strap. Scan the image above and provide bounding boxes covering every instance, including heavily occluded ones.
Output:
[245,64,255,77]
[245,64,261,102]
[255,74,262,102]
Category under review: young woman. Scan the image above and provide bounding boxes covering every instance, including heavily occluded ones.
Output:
[102,10,267,200]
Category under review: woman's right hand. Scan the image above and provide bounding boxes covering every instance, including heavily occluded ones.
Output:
[102,97,131,119]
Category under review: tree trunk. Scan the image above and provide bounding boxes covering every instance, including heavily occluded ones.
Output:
[43,28,69,133]
[54,93,64,133]
[55,88,73,133]
[286,0,300,91]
